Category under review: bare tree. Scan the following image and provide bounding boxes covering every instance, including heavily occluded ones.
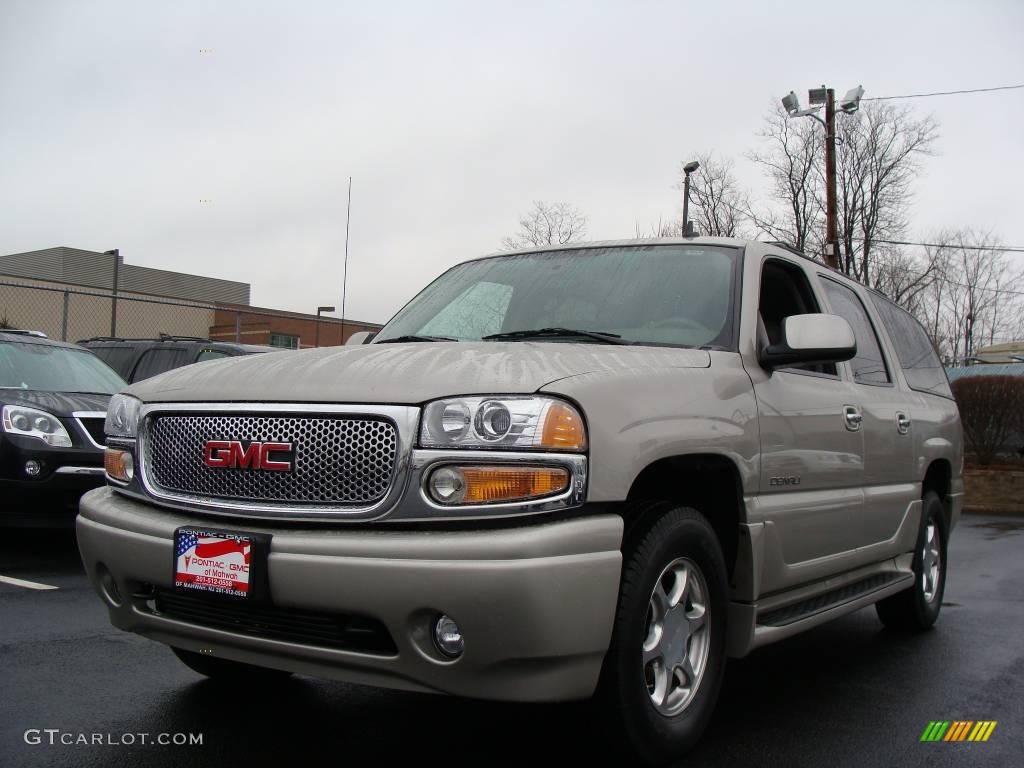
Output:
[678,153,749,237]
[746,104,824,254]
[502,201,588,250]
[835,103,938,282]
[908,230,1024,364]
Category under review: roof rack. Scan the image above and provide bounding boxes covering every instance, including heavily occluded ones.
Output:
[157,334,213,342]
[1,329,48,338]
[76,336,126,343]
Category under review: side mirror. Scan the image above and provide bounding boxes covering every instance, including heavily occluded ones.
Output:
[759,313,856,370]
[345,331,376,346]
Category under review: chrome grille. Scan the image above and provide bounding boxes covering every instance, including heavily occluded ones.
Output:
[144,414,398,506]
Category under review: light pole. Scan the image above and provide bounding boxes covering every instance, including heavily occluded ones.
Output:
[781,84,864,270]
[315,305,335,348]
[682,160,699,237]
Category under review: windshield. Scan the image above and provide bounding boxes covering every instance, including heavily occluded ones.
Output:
[0,341,127,394]
[375,245,740,348]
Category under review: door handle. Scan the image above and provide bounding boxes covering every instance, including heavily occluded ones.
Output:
[844,405,862,431]
[896,412,911,435]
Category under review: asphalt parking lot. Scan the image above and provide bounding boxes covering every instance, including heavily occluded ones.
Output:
[1,514,1021,767]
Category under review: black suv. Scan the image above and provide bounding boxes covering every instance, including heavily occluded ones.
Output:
[1,331,126,526]
[78,336,271,384]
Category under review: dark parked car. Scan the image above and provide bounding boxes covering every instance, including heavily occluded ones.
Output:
[1,331,126,526]
[78,336,272,383]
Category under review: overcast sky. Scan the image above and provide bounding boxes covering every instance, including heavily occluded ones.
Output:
[1,0,1021,324]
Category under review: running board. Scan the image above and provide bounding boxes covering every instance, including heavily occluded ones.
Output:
[758,572,910,627]
[746,571,914,652]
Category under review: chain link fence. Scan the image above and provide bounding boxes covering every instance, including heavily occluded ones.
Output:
[0,279,377,348]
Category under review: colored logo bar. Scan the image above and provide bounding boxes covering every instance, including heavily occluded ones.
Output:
[920,721,997,742]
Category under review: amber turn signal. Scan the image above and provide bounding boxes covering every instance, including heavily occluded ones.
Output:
[428,465,570,505]
[540,401,586,451]
[104,448,134,482]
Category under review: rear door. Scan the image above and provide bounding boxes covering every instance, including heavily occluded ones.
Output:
[819,277,916,557]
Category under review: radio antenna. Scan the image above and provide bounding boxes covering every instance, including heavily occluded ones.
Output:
[341,176,352,342]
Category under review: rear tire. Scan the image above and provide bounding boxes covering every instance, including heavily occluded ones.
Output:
[171,647,293,683]
[876,490,947,630]
[598,505,728,765]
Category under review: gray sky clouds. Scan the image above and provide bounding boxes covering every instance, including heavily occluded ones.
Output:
[1,0,1022,323]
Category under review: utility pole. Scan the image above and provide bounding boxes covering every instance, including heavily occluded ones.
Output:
[681,161,699,237]
[823,89,840,271]
[781,85,863,271]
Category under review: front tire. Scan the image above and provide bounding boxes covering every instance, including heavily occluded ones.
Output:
[876,490,948,630]
[599,505,728,764]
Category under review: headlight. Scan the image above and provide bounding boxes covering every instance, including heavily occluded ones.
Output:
[420,396,586,451]
[105,394,142,438]
[1,405,73,447]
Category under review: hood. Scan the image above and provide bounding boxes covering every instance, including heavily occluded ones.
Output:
[126,342,711,404]
[0,390,111,417]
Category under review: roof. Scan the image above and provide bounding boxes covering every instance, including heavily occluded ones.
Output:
[945,363,1024,383]
[0,331,87,350]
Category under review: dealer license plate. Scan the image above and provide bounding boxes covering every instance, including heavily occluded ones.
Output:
[173,528,258,599]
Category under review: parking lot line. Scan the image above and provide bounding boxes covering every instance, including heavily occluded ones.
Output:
[0,575,59,590]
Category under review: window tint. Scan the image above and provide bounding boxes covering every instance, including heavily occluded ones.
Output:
[758,258,836,376]
[822,279,890,385]
[869,294,952,398]
[196,349,230,362]
[131,348,192,381]
[89,345,136,379]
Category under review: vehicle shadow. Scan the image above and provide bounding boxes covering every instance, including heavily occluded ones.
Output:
[134,611,939,767]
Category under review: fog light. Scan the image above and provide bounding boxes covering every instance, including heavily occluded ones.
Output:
[433,614,464,658]
[24,460,42,477]
[104,448,134,482]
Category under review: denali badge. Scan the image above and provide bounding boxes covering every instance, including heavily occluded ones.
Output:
[203,440,294,471]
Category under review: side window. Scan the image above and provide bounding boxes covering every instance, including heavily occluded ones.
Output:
[821,279,891,385]
[758,258,836,376]
[131,348,192,381]
[869,294,953,398]
[89,345,135,379]
[196,349,230,363]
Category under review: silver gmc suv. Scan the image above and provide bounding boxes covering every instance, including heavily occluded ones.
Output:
[78,238,963,763]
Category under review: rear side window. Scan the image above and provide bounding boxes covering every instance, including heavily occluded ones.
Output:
[196,349,230,362]
[89,345,136,379]
[821,279,890,385]
[869,294,953,398]
[131,348,193,382]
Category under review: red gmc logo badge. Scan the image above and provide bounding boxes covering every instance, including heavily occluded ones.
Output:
[204,440,294,471]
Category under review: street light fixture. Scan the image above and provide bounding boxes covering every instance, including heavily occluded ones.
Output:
[682,160,700,237]
[780,83,864,270]
[314,305,336,348]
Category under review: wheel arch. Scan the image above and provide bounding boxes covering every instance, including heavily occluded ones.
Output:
[922,458,953,532]
[624,453,745,582]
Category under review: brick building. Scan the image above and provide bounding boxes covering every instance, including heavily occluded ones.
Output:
[0,247,381,347]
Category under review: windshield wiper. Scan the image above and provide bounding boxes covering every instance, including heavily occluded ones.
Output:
[375,334,458,343]
[482,327,628,344]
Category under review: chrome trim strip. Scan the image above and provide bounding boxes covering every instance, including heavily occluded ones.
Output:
[136,402,420,522]
[387,449,588,521]
[56,465,105,476]
[72,411,108,451]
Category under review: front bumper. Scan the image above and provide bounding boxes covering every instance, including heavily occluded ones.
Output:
[77,487,624,702]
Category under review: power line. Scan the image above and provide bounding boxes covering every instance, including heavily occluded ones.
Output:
[871,239,1024,254]
[862,83,1024,101]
